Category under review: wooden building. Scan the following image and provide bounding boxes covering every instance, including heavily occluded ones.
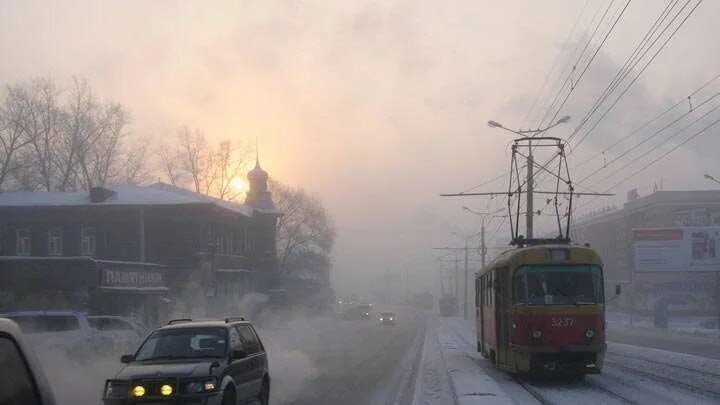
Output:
[0,161,280,323]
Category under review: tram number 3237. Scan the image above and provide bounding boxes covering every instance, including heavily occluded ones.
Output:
[551,317,575,327]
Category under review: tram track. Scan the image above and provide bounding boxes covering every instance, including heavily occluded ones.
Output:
[605,350,720,379]
[603,356,720,402]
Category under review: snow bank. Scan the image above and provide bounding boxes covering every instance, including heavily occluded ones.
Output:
[413,318,520,405]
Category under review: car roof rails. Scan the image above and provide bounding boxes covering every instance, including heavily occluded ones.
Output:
[167,318,193,325]
[224,316,246,323]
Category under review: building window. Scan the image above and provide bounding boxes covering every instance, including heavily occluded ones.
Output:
[16,229,30,256]
[47,228,62,256]
[81,227,96,256]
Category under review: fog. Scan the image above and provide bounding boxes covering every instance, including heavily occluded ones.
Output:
[1,1,718,297]
[2,2,720,403]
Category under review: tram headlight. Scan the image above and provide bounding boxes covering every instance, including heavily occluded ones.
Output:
[585,328,595,339]
[531,329,542,339]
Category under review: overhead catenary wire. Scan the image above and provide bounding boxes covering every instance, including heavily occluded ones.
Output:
[541,0,633,131]
[573,72,720,171]
[588,102,720,188]
[568,0,683,142]
[535,0,622,130]
[577,90,720,184]
[533,0,704,228]
[576,113,720,213]
[569,0,705,149]
[521,0,592,129]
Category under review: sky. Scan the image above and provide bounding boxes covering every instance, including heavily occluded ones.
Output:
[1,0,719,297]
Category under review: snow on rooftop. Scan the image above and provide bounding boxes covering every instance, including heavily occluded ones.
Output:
[0,183,255,217]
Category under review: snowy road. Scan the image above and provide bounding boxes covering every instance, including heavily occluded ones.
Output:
[263,307,426,405]
[36,312,720,405]
[432,317,720,405]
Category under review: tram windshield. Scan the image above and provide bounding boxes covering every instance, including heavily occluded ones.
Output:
[513,265,603,305]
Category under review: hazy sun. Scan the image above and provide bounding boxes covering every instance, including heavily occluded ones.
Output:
[230,177,247,193]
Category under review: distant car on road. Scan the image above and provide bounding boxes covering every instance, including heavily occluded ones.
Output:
[88,315,146,354]
[0,317,57,405]
[103,317,270,405]
[1,310,103,359]
[342,304,373,320]
[378,312,396,325]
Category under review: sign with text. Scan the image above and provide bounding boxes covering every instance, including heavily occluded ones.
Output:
[634,227,720,272]
[101,268,165,288]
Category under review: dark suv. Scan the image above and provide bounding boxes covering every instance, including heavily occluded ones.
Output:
[102,318,269,405]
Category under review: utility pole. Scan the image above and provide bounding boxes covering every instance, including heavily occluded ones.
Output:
[464,239,469,319]
[405,267,409,304]
[486,116,570,239]
[454,257,459,303]
[435,245,476,319]
[481,219,487,269]
[527,143,534,239]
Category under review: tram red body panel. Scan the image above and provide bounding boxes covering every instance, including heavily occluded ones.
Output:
[511,312,604,348]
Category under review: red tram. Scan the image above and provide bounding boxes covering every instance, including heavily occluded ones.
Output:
[475,244,617,376]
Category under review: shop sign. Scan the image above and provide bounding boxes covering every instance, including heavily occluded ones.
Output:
[101,268,164,288]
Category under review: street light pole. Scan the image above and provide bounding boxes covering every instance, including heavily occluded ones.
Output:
[464,238,469,319]
[527,144,534,238]
[481,218,487,268]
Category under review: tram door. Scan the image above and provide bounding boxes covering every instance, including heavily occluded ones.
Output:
[495,267,511,366]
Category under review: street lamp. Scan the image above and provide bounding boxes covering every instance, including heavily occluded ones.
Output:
[486,115,571,239]
[486,116,570,136]
[705,173,720,185]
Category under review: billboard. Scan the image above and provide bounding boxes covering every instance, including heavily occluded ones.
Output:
[634,227,720,272]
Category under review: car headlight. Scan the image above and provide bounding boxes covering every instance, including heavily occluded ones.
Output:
[183,377,218,394]
[160,384,173,396]
[104,380,129,399]
[531,329,542,339]
[132,385,146,397]
[585,328,595,339]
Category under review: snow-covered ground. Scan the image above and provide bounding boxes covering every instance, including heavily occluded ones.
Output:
[412,316,720,405]
[607,311,720,339]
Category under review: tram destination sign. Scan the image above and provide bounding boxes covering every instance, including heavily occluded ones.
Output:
[634,227,720,272]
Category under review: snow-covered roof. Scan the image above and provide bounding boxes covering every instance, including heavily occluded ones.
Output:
[0,183,255,217]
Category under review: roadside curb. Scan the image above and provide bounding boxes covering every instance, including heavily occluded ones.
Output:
[437,318,516,405]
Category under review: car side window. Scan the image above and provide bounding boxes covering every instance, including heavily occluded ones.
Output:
[0,335,41,405]
[235,325,260,355]
[228,326,243,351]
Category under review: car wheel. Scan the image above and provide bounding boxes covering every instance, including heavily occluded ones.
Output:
[258,379,270,405]
[221,387,236,405]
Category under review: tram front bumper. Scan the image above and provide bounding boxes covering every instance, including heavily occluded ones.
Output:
[511,344,606,374]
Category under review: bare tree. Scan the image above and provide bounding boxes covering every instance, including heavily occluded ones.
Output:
[270,179,335,274]
[0,77,145,191]
[163,127,249,200]
[0,85,34,190]
[8,79,62,191]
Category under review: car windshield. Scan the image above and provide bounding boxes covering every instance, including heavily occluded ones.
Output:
[513,265,603,305]
[380,312,394,316]
[134,327,227,361]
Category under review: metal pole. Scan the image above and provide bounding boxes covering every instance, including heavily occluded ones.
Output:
[481,220,487,269]
[455,257,459,301]
[526,141,534,239]
[716,271,720,330]
[464,239,469,320]
[405,268,409,303]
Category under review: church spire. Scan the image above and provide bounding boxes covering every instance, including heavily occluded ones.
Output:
[246,138,273,211]
[255,136,260,169]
